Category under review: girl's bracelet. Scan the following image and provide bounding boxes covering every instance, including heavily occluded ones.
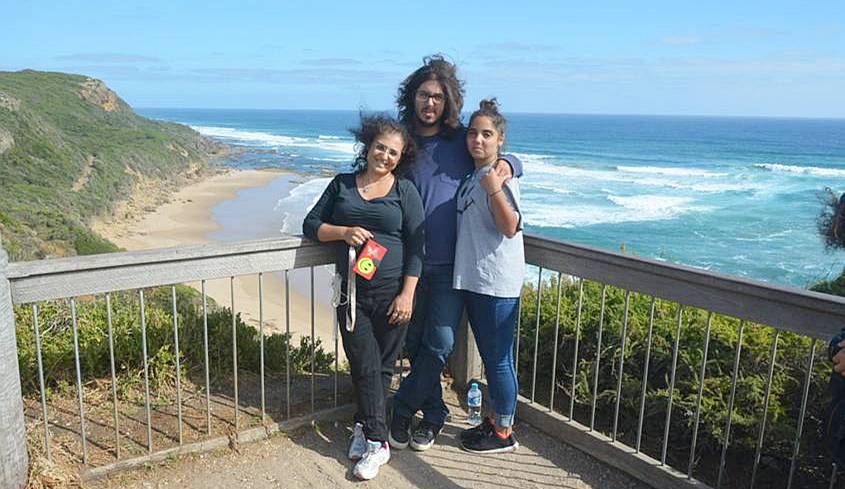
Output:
[488,188,503,197]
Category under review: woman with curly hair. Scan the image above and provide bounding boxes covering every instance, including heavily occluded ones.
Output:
[302,114,424,480]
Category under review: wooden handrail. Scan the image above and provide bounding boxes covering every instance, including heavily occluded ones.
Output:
[6,233,844,339]
[7,236,337,304]
[524,234,845,340]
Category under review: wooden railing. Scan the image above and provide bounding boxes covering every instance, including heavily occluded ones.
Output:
[0,235,341,487]
[2,233,845,488]
[469,235,845,489]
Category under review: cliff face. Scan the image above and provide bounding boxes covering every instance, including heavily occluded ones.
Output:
[0,70,228,260]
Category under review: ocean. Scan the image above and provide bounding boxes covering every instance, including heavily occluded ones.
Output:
[139,108,845,289]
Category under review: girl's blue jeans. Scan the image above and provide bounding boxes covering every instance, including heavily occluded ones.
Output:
[463,290,519,428]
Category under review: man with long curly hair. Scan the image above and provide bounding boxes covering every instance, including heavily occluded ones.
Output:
[388,55,523,452]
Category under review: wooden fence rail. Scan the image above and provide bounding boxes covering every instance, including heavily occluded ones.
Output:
[3,233,845,488]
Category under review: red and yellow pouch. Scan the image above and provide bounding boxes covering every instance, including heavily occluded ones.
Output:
[353,239,388,280]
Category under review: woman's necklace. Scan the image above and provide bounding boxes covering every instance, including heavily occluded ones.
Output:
[360,173,392,194]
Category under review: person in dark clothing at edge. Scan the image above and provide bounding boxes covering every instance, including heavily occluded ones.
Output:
[388,55,524,452]
[819,190,845,466]
[302,115,424,481]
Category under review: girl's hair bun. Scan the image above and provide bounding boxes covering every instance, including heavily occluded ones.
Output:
[479,98,499,112]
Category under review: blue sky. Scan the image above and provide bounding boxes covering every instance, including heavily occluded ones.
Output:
[3,1,844,117]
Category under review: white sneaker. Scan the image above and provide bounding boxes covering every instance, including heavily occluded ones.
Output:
[353,440,390,480]
[348,422,366,460]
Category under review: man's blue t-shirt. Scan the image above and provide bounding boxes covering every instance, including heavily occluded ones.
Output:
[406,127,523,272]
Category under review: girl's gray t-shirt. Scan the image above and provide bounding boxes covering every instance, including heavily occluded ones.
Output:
[453,164,525,298]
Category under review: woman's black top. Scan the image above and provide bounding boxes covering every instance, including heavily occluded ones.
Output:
[302,173,425,291]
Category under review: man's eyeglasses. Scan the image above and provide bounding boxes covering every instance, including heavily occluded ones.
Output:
[415,90,445,104]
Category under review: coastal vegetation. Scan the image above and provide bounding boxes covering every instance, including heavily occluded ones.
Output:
[516,275,835,488]
[14,286,336,398]
[0,70,226,260]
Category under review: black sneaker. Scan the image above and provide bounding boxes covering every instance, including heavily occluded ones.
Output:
[409,421,441,451]
[388,413,412,450]
[460,429,519,454]
[460,417,494,443]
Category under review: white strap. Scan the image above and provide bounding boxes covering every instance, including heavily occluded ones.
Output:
[346,246,356,332]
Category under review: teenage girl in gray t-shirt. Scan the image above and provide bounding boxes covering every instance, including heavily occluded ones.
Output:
[454,99,524,454]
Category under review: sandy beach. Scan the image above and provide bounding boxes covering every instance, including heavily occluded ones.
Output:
[92,169,340,355]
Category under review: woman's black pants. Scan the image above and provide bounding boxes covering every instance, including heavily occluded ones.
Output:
[339,284,407,442]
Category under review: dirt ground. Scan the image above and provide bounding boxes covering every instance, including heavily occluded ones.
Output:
[82,388,649,489]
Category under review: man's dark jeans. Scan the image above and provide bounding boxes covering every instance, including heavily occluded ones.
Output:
[339,283,407,442]
[394,268,464,427]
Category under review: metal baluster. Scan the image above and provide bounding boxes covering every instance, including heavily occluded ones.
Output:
[171,286,183,445]
[285,270,291,420]
[786,339,818,489]
[258,273,266,420]
[201,280,212,435]
[716,320,745,489]
[33,304,51,461]
[590,285,607,431]
[70,299,89,463]
[569,280,584,422]
[687,312,713,478]
[612,291,631,443]
[750,329,780,488]
[829,463,838,489]
[636,297,656,453]
[105,294,120,458]
[531,267,543,403]
[139,290,153,453]
[231,277,239,434]
[661,305,684,465]
[310,267,316,414]
[549,272,564,412]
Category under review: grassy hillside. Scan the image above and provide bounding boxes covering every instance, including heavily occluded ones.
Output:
[0,70,227,260]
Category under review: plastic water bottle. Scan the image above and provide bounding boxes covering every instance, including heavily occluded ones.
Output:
[467,383,482,426]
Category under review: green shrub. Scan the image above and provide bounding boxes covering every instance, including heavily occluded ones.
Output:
[515,273,830,487]
[15,286,335,396]
[72,227,121,255]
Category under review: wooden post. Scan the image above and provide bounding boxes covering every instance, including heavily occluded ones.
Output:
[448,313,483,391]
[0,231,29,488]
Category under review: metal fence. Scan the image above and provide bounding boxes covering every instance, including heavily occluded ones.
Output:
[502,235,845,489]
[1,236,350,483]
[3,233,845,488]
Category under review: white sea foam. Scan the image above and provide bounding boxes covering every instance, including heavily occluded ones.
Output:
[633,177,762,193]
[616,165,728,178]
[607,195,695,215]
[517,153,759,194]
[754,163,845,178]
[275,177,333,234]
[522,194,707,228]
[191,125,355,155]
[521,182,576,195]
[517,155,625,182]
[514,153,574,174]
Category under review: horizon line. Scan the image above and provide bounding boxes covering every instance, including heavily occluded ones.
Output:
[135,106,845,122]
